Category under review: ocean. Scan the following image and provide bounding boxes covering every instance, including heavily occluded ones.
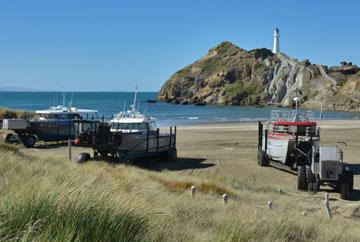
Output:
[0,92,359,126]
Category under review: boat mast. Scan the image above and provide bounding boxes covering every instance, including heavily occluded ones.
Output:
[62,85,66,107]
[293,89,302,121]
[132,85,138,113]
[69,93,74,108]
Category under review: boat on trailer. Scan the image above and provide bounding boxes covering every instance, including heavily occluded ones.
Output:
[35,105,98,121]
[3,94,98,148]
[266,109,319,166]
[109,87,156,134]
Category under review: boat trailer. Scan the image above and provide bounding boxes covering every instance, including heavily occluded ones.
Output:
[74,120,177,164]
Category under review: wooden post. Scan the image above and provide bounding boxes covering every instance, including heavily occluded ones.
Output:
[267,201,273,210]
[191,185,196,196]
[324,193,332,219]
[68,139,72,161]
[222,193,228,205]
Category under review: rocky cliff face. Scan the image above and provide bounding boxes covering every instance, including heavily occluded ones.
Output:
[158,41,360,111]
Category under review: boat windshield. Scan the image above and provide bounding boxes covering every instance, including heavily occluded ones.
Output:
[41,113,81,120]
[110,122,150,131]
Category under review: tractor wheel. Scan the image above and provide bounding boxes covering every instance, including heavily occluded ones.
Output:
[23,135,36,148]
[257,149,268,166]
[306,166,317,192]
[344,168,354,192]
[340,182,350,200]
[297,166,308,191]
[78,152,91,163]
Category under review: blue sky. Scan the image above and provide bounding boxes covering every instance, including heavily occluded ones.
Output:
[0,0,359,91]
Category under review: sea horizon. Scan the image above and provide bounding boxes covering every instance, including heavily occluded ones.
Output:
[0,91,359,127]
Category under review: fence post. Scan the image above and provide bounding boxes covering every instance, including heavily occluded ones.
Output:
[267,201,273,210]
[68,139,72,161]
[222,193,228,205]
[191,185,196,197]
[324,193,332,219]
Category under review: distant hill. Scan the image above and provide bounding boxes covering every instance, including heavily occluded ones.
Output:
[158,41,360,111]
[0,86,37,92]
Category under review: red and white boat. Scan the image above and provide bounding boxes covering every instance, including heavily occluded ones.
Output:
[262,96,319,166]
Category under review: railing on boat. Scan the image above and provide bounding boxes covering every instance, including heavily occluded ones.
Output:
[270,110,315,122]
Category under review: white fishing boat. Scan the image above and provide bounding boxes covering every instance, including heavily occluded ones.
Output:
[109,87,156,134]
[36,105,98,120]
[35,93,98,120]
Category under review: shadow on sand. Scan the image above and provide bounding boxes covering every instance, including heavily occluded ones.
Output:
[134,157,214,171]
[34,142,69,149]
[320,188,360,201]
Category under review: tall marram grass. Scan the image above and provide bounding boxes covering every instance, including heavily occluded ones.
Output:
[1,146,360,241]
[0,149,163,242]
[0,193,150,241]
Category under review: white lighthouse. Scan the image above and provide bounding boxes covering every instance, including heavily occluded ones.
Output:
[273,28,280,54]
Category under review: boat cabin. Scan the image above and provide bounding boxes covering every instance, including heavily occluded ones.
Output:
[35,105,98,121]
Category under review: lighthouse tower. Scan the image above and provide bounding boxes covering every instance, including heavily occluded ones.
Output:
[273,28,280,54]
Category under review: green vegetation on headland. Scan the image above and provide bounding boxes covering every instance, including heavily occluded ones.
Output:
[0,142,360,241]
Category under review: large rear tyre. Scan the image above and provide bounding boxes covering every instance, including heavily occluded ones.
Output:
[344,168,354,192]
[306,166,318,192]
[297,166,308,191]
[340,182,350,200]
[257,149,268,166]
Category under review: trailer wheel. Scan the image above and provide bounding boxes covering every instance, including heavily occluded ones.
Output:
[297,166,308,191]
[166,148,177,162]
[4,133,19,144]
[257,149,268,166]
[116,151,131,164]
[23,135,36,148]
[99,150,109,158]
[78,152,91,163]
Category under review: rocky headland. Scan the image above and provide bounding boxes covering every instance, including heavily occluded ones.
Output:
[158,41,360,111]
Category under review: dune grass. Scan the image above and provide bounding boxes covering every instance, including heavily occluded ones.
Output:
[0,108,36,120]
[0,145,360,241]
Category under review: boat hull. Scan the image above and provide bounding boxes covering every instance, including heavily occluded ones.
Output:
[266,134,294,164]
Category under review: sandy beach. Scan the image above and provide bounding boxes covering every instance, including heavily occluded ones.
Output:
[21,119,360,194]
